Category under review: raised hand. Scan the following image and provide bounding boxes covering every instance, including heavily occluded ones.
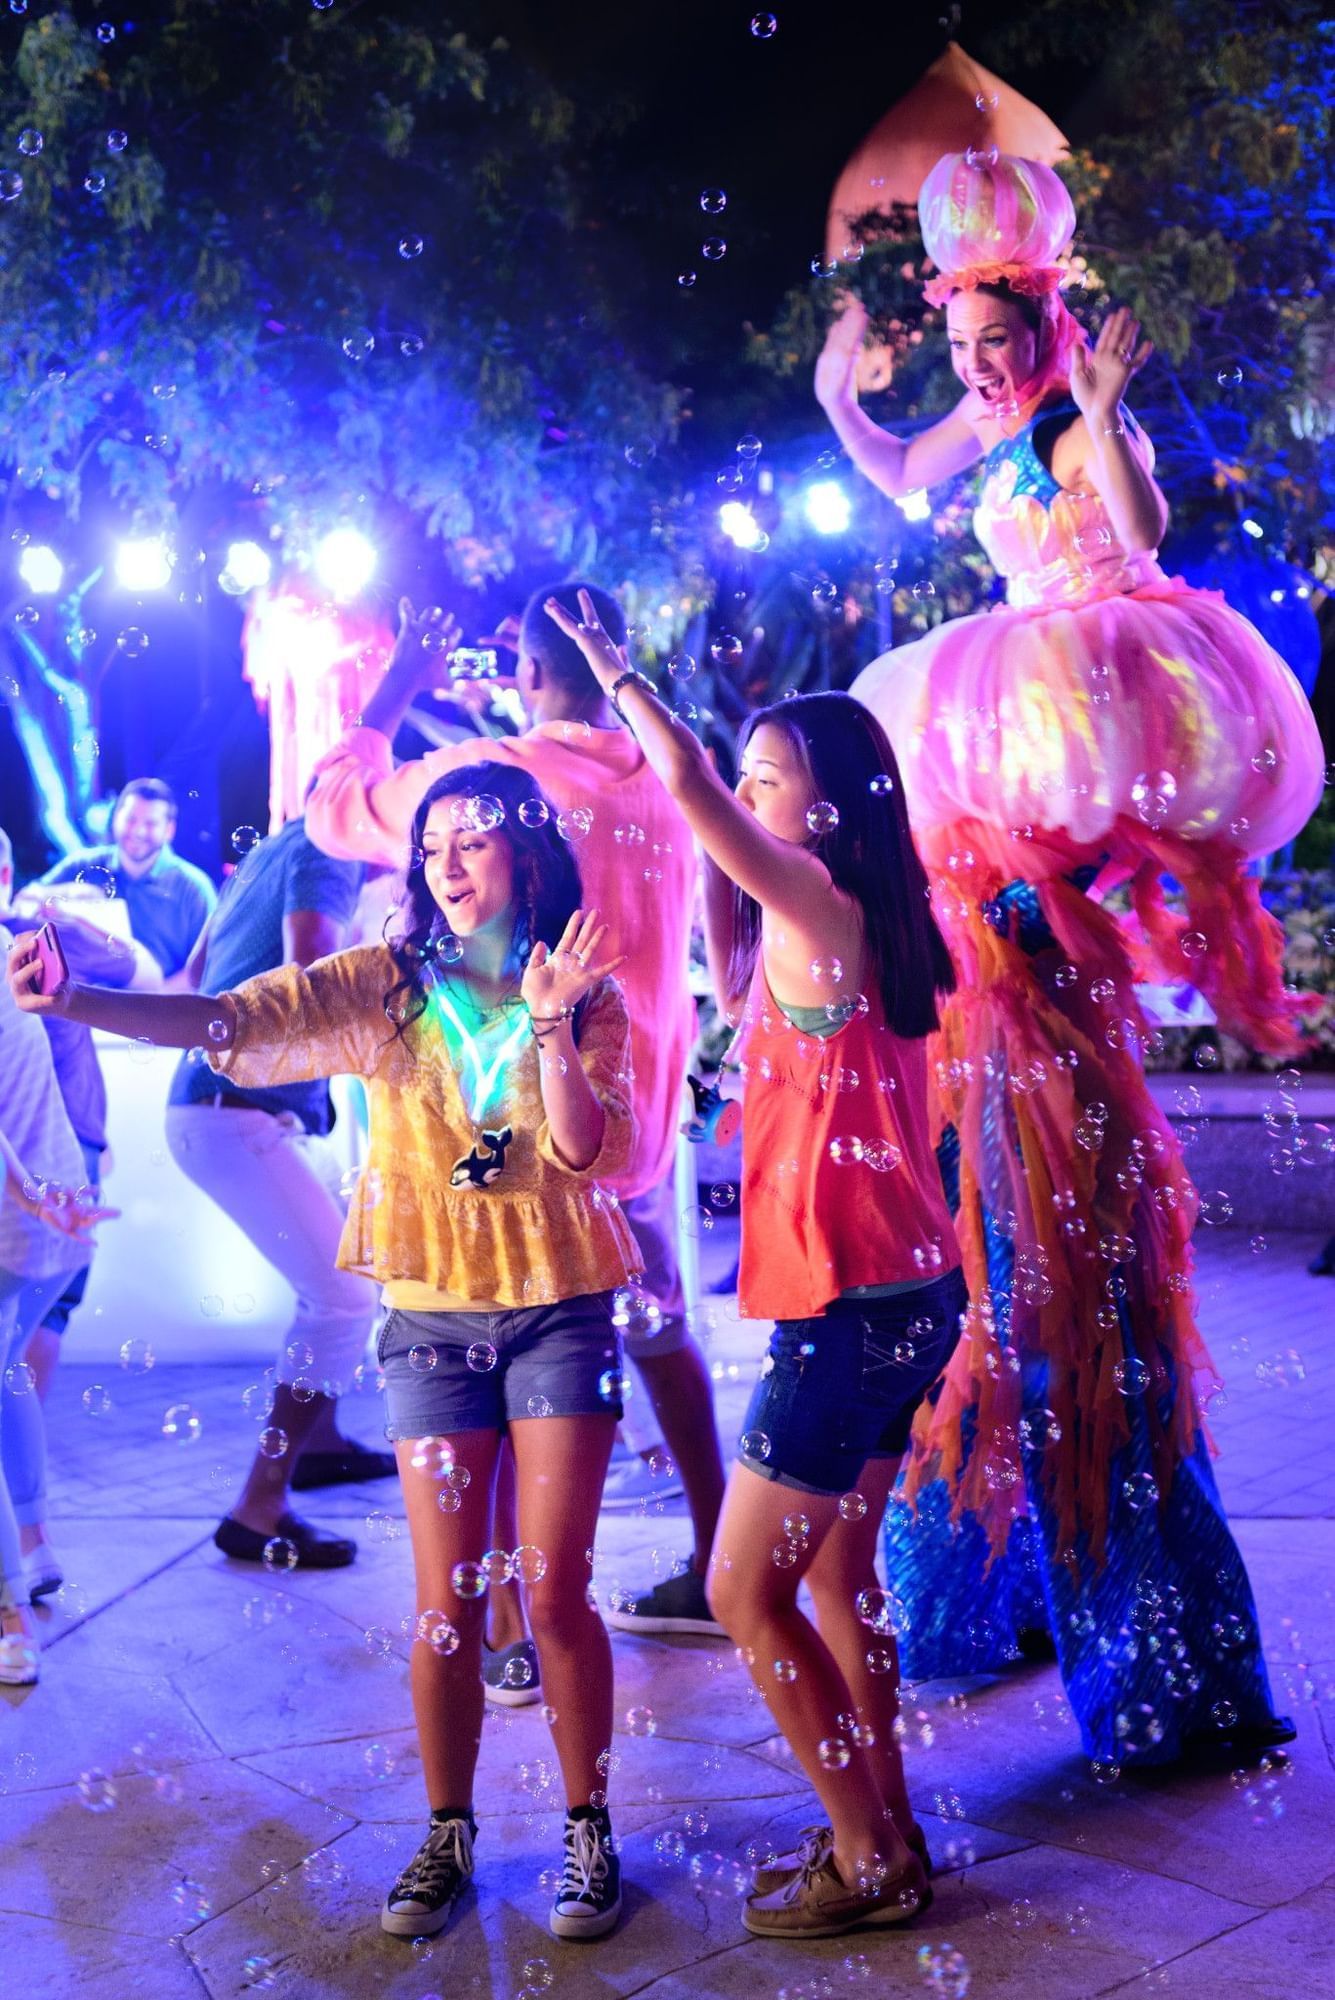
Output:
[520,907,626,1021]
[389,597,462,679]
[6,933,68,1015]
[543,592,628,694]
[1071,304,1153,423]
[814,297,870,412]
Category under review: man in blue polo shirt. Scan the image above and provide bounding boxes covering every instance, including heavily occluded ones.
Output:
[30,777,215,982]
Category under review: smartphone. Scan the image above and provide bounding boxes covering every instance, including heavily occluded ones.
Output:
[451,647,500,680]
[33,921,69,996]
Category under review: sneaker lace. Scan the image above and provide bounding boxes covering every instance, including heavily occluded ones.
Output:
[560,1818,609,1904]
[398,1818,472,1901]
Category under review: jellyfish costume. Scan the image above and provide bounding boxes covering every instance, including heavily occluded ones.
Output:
[851,151,1325,1765]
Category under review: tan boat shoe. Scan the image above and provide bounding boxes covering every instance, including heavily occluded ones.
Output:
[742,1847,931,1939]
[751,1820,932,1896]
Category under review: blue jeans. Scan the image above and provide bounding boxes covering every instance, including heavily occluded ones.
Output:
[0,1267,69,1607]
[738,1267,967,1495]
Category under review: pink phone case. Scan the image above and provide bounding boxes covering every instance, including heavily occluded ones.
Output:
[33,921,68,996]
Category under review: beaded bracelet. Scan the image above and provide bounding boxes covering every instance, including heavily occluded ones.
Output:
[608,668,655,719]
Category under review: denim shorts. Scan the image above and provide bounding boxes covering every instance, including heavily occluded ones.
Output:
[737,1266,968,1495]
[377,1292,624,1439]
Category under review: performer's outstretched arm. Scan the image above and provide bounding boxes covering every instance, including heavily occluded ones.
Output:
[815,300,982,498]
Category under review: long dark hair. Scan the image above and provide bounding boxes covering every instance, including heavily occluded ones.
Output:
[382,763,583,1036]
[726,693,955,1039]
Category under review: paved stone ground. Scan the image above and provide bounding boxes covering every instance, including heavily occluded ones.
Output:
[3,1224,1334,2000]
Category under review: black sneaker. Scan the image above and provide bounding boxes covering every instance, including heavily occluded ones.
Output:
[381,1816,474,1938]
[550,1810,621,1940]
[603,1565,724,1636]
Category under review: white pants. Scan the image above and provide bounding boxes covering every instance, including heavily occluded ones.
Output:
[165,1104,376,1393]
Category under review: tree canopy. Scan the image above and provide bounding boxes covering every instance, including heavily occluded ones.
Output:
[0,3,690,598]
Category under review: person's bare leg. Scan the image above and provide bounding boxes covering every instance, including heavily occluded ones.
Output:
[633,1336,726,1569]
[803,1455,913,1833]
[708,1463,913,1890]
[396,1427,502,1809]
[484,1435,528,1651]
[509,1414,617,1804]
[229,1387,342,1535]
[23,1325,60,1405]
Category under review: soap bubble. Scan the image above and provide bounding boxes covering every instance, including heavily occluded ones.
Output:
[106,129,128,153]
[740,1429,771,1461]
[806,800,840,836]
[4,1360,36,1395]
[624,439,655,469]
[116,627,149,657]
[466,1341,497,1373]
[556,806,593,843]
[736,432,763,459]
[1216,364,1243,389]
[77,1770,118,1812]
[17,128,42,157]
[257,1427,289,1460]
[702,237,727,261]
[700,189,727,214]
[626,1704,657,1735]
[828,1136,864,1165]
[517,798,549,829]
[231,824,261,856]
[678,270,697,289]
[262,1535,298,1572]
[668,651,696,680]
[162,1403,202,1444]
[750,12,778,37]
[1112,1356,1151,1396]
[0,170,24,200]
[407,1342,437,1374]
[838,1491,868,1521]
[819,1736,851,1769]
[81,1383,113,1417]
[398,233,424,258]
[710,632,743,666]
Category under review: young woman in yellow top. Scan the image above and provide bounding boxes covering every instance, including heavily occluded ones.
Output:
[8,762,637,1946]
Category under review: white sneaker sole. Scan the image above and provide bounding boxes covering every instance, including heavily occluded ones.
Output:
[483,1677,543,1708]
[549,1892,622,1940]
[604,1608,725,1636]
[380,1897,454,1938]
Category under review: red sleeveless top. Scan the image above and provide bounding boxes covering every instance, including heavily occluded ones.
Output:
[736,959,961,1320]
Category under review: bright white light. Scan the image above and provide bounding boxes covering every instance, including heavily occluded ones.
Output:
[803,480,852,535]
[895,488,931,522]
[18,544,63,594]
[1241,517,1264,540]
[719,502,765,551]
[220,539,273,595]
[315,526,377,598]
[115,535,174,591]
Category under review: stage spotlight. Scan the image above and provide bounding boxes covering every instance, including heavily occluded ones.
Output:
[315,526,376,597]
[719,502,766,551]
[895,489,931,522]
[219,539,273,595]
[18,545,63,594]
[115,535,173,591]
[803,480,851,535]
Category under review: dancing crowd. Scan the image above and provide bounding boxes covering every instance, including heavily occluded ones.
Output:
[1,150,1325,1948]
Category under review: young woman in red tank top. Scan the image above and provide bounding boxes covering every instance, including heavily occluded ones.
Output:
[546,593,963,1941]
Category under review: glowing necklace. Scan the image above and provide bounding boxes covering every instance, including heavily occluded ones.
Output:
[425,975,531,1127]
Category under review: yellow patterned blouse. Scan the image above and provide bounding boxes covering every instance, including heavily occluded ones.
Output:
[207,944,639,1306]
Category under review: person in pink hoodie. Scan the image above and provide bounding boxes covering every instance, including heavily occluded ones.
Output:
[306,581,729,1674]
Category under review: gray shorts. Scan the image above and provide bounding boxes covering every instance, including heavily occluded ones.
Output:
[377,1292,624,1439]
[620,1175,689,1359]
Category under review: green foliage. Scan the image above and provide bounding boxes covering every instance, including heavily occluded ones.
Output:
[0,4,689,599]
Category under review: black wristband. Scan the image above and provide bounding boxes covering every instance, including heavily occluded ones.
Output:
[608,668,654,719]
